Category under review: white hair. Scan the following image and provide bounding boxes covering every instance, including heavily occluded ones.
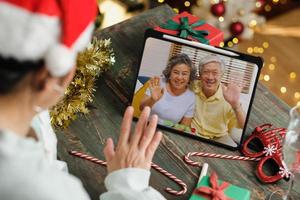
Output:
[198,54,226,73]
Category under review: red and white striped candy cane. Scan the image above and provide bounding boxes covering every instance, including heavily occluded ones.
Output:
[150,162,187,195]
[69,150,187,196]
[69,150,107,166]
[184,151,261,166]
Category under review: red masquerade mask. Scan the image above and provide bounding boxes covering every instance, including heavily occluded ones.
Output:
[242,124,291,183]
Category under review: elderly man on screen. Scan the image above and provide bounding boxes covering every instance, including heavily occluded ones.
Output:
[191,55,246,144]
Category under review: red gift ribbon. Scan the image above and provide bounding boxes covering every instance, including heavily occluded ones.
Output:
[193,171,232,200]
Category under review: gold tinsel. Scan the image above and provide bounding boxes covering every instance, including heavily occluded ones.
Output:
[50,37,115,129]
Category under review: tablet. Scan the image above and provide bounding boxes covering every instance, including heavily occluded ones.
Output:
[130,29,263,150]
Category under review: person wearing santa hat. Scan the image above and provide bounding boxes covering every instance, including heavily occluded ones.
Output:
[0,1,165,200]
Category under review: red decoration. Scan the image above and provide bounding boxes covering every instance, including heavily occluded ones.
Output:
[230,21,244,36]
[193,171,231,200]
[257,0,266,6]
[155,12,224,46]
[210,2,226,17]
[191,127,196,134]
[242,124,292,183]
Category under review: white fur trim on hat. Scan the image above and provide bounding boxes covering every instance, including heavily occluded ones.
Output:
[0,2,95,77]
[45,44,76,77]
[0,2,60,61]
[45,22,94,77]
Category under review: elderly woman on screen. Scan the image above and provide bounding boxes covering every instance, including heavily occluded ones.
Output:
[0,1,165,200]
[140,53,196,128]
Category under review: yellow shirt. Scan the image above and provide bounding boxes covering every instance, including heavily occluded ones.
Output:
[191,81,237,138]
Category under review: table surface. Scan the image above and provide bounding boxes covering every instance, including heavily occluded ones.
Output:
[56,5,300,200]
[56,79,300,200]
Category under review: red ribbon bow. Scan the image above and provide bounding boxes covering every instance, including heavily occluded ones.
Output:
[193,172,232,200]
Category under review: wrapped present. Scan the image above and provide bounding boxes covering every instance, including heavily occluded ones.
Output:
[189,172,251,200]
[155,12,223,46]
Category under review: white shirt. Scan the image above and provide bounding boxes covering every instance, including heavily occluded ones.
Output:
[146,80,195,124]
[0,130,166,200]
[31,110,68,172]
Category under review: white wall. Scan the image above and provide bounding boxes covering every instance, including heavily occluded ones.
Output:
[139,38,172,77]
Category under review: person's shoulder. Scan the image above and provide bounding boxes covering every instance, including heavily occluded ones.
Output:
[185,88,196,98]
[0,155,89,200]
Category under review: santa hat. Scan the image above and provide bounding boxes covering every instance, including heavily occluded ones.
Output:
[0,0,98,77]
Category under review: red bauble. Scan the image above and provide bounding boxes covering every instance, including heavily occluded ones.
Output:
[210,2,226,17]
[230,21,244,36]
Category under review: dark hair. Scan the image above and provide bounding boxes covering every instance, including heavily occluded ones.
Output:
[162,53,196,82]
[0,55,44,94]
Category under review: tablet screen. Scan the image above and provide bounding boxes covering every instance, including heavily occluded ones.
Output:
[131,31,261,149]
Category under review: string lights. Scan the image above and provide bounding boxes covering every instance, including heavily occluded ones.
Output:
[294,92,300,99]
[245,40,298,106]
[264,75,270,82]
[256,1,262,8]
[154,0,298,106]
[157,0,194,7]
[268,64,275,71]
[264,4,272,12]
[290,72,296,79]
[280,87,287,94]
[184,1,191,7]
[263,0,288,13]
[247,42,268,55]
[219,41,225,47]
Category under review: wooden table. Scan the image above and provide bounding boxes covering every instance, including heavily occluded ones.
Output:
[56,5,300,200]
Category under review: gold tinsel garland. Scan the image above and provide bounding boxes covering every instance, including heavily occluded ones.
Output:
[50,37,115,129]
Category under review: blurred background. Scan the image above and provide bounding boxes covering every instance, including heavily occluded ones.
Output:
[97,0,300,107]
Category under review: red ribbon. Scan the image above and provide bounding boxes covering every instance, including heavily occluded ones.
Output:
[193,171,232,200]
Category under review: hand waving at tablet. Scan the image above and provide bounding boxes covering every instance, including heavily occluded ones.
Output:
[103,106,162,173]
[149,77,164,102]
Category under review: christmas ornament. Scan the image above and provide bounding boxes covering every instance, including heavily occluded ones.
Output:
[192,0,266,40]
[50,38,115,129]
[230,21,244,36]
[210,2,226,17]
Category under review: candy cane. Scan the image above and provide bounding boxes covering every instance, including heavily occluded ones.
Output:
[150,162,187,195]
[70,150,107,166]
[184,151,261,166]
[69,150,187,196]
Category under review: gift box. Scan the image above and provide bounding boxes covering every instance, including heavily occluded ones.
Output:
[189,172,251,200]
[155,12,223,46]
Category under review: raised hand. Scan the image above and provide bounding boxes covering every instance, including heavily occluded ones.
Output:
[149,77,164,102]
[222,83,242,108]
[103,106,162,173]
